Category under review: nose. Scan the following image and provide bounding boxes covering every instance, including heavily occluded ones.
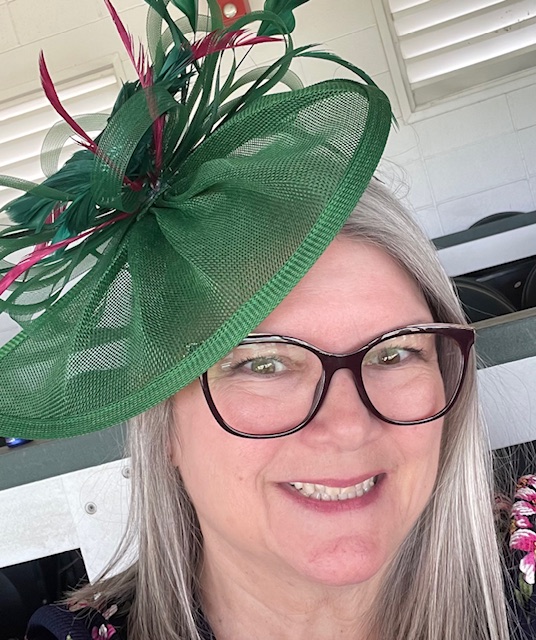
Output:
[300,367,382,450]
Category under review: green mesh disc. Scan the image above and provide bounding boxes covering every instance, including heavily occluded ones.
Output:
[0,79,391,438]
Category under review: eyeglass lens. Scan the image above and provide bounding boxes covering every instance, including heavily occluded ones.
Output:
[205,332,465,436]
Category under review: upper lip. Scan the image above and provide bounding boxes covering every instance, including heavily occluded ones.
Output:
[284,472,383,487]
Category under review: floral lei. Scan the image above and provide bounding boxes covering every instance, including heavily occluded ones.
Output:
[510,474,536,605]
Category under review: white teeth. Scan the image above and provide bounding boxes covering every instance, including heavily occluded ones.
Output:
[289,476,377,501]
[324,486,340,498]
[303,482,315,496]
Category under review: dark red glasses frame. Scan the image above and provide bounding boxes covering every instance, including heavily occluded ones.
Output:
[200,324,476,439]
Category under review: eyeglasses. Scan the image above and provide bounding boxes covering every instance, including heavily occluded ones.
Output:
[200,324,475,439]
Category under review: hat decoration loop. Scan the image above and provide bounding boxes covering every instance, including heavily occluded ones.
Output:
[0,0,393,438]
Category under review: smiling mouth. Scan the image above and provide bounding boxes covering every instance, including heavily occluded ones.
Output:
[288,476,377,501]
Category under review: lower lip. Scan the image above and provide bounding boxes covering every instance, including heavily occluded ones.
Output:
[279,475,384,513]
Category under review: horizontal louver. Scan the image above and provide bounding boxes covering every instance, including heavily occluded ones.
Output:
[385,0,536,106]
[0,68,119,223]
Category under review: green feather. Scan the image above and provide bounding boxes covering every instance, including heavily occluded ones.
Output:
[296,49,398,127]
[45,150,94,192]
[297,49,377,87]
[6,197,60,232]
[6,150,95,232]
[258,0,310,35]
[154,46,194,94]
[144,0,190,51]
[109,81,139,119]
[62,191,98,236]
[161,103,188,166]
[0,176,72,203]
[126,127,155,177]
[169,0,198,32]
[206,0,223,29]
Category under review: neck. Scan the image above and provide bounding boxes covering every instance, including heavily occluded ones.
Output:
[199,542,382,640]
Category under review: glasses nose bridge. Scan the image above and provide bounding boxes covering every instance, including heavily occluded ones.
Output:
[321,351,365,392]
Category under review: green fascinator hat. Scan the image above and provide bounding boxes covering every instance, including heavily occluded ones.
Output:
[0,0,393,439]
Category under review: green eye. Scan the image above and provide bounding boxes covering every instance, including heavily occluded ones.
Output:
[247,358,282,374]
[366,346,411,366]
[377,348,403,365]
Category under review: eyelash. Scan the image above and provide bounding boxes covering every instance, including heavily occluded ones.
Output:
[230,356,284,370]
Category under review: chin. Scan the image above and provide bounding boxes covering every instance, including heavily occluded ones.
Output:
[288,537,391,588]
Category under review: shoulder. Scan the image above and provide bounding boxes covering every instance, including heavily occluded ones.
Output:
[26,603,125,640]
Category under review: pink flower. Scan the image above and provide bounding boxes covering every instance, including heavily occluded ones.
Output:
[510,529,536,584]
[91,624,116,640]
[517,475,536,490]
[515,487,536,503]
[67,599,90,612]
[512,500,536,518]
[102,604,118,621]
[513,513,533,529]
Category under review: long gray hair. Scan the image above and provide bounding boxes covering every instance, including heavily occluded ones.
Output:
[72,178,511,639]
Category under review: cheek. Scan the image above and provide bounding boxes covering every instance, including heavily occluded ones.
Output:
[392,420,443,515]
[170,384,276,523]
[170,393,289,562]
[170,384,222,506]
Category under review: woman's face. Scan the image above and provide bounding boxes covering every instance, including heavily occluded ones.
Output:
[172,237,443,589]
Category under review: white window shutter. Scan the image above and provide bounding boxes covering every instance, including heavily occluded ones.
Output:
[383,0,536,107]
[0,68,119,223]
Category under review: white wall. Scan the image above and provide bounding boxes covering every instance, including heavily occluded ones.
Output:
[0,0,535,240]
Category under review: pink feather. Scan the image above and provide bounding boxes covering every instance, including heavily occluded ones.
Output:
[141,82,165,178]
[104,0,151,87]
[0,211,132,297]
[190,30,281,61]
[39,52,97,152]
[40,51,144,190]
[104,0,163,174]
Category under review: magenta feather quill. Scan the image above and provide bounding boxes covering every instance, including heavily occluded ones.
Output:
[0,211,131,297]
[104,0,152,87]
[104,0,164,176]
[40,51,142,191]
[191,30,280,60]
[39,52,98,153]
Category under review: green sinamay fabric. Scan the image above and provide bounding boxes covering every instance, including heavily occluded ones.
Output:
[0,79,391,438]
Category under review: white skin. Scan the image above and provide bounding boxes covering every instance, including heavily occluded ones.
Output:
[172,238,443,640]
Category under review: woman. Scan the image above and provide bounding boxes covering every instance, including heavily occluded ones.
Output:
[24,180,528,640]
[0,1,529,639]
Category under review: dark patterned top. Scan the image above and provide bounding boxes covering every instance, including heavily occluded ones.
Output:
[25,603,216,640]
[26,603,128,640]
[24,596,536,640]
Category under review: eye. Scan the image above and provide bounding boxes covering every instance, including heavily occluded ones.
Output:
[239,357,286,375]
[213,342,313,381]
[365,345,421,366]
[382,348,403,365]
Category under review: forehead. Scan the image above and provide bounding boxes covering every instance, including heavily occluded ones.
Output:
[255,236,433,351]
